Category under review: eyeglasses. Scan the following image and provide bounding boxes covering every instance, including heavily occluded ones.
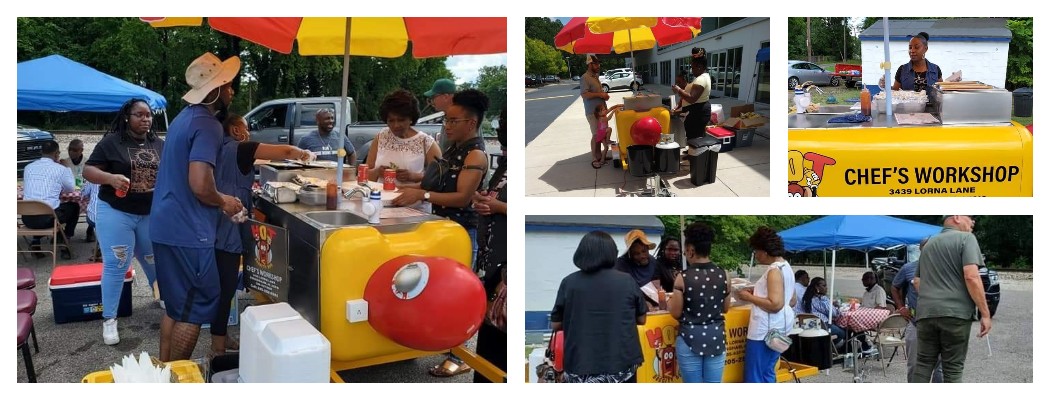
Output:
[129,113,153,119]
[443,118,475,127]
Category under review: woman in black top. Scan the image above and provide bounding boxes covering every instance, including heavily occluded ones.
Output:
[472,108,507,383]
[551,231,648,383]
[83,98,164,346]
[405,90,489,377]
[667,222,731,383]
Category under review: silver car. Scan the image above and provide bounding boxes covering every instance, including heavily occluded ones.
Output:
[599,71,642,92]
[787,60,839,90]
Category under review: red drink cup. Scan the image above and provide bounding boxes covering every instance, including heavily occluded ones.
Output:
[357,164,369,186]
[115,188,127,198]
[383,169,397,190]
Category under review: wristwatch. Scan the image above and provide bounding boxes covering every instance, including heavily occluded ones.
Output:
[423,191,431,202]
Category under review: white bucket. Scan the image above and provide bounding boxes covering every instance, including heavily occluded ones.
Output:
[255,318,332,383]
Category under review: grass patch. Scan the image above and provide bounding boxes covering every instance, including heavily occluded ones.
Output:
[1013,116,1033,126]
[786,86,863,112]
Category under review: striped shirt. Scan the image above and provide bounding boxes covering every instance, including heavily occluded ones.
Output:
[797,294,838,326]
[82,182,100,222]
[22,157,74,209]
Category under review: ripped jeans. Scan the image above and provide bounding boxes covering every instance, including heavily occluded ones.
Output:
[97,201,157,319]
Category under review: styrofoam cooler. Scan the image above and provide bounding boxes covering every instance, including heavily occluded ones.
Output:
[528,348,545,383]
[255,318,331,382]
[48,263,133,324]
[239,303,306,382]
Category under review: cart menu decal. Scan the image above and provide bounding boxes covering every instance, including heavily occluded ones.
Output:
[246,221,290,301]
[787,150,836,197]
[723,324,749,368]
[789,148,1021,196]
[643,325,680,383]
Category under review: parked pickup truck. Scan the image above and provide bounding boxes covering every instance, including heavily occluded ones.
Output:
[17,124,55,179]
[244,97,443,165]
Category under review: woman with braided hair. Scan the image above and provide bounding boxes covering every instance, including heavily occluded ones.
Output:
[83,98,165,346]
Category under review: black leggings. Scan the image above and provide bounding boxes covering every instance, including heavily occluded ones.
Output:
[211,249,242,336]
[683,101,712,143]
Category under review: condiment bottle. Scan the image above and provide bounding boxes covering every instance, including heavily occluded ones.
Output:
[368,190,382,224]
[860,85,872,116]
[326,182,338,210]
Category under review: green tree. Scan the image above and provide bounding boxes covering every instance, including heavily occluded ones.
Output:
[894,216,1032,270]
[787,17,858,62]
[525,37,564,76]
[477,65,507,123]
[658,215,816,274]
[525,17,564,46]
[1006,18,1033,89]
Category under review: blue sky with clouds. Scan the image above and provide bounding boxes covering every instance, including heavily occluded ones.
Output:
[445,54,507,85]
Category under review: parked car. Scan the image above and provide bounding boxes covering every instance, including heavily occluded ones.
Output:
[599,71,642,93]
[978,256,1000,318]
[604,68,633,78]
[787,60,839,90]
[526,75,542,87]
[17,124,55,179]
[543,75,559,83]
[708,66,741,84]
[872,248,999,318]
[571,75,580,81]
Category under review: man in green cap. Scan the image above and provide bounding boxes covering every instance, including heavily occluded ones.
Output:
[425,78,457,150]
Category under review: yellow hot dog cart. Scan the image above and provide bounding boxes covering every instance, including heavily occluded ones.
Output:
[788,87,1032,197]
[635,307,819,383]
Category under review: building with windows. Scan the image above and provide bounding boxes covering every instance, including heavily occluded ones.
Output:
[632,17,770,104]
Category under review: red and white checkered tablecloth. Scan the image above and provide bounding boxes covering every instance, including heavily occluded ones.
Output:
[834,307,891,332]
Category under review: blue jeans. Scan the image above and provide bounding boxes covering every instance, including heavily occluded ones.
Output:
[744,339,779,383]
[97,201,157,319]
[676,336,726,383]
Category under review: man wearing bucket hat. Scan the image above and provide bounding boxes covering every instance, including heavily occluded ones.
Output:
[909,215,990,383]
[581,54,611,169]
[615,229,657,287]
[151,52,246,362]
[426,78,457,150]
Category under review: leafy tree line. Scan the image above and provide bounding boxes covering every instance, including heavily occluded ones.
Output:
[18,18,506,130]
[657,215,1032,273]
[524,17,627,78]
[787,17,860,63]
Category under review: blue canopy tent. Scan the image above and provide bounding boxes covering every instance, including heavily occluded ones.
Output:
[778,216,942,325]
[17,54,169,127]
[748,47,770,103]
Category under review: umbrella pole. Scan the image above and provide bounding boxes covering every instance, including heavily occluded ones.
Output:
[882,17,893,117]
[336,17,352,206]
[680,216,686,271]
[629,29,637,95]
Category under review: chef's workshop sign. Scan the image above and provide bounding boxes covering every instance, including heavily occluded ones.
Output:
[787,150,1027,197]
[245,220,290,301]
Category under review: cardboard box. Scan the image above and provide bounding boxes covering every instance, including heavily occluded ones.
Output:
[724,104,768,128]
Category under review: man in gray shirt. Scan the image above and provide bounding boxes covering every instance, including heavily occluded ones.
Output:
[910,215,990,383]
[296,108,355,165]
[580,54,610,168]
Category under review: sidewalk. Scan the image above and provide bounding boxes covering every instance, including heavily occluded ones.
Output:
[526,84,770,197]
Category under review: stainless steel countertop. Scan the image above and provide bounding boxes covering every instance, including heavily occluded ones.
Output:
[788,110,1013,130]
[256,194,441,236]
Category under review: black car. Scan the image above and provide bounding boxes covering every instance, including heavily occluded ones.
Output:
[17,125,55,179]
[543,75,559,83]
[874,254,1000,318]
[979,265,1000,318]
[525,75,542,87]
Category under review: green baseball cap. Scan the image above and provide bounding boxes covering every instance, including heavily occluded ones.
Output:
[424,78,457,97]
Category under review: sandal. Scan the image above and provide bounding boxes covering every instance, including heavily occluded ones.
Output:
[591,160,603,169]
[428,358,473,377]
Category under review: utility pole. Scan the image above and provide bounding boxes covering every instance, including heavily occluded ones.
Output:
[807,17,812,62]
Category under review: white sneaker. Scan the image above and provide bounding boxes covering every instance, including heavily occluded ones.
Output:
[103,318,120,345]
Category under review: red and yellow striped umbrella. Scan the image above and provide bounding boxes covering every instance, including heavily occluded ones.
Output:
[554,17,701,54]
[142,17,506,58]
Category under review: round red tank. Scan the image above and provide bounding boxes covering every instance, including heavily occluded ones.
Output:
[630,117,662,146]
[364,255,486,351]
[551,331,565,371]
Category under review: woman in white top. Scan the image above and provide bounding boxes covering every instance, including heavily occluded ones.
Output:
[672,50,713,154]
[736,226,796,383]
[366,89,441,210]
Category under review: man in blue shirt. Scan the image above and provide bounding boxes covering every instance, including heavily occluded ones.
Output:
[296,108,355,165]
[892,237,944,382]
[151,52,245,362]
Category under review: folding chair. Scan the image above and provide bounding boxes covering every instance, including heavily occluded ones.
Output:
[875,313,909,376]
[17,200,75,267]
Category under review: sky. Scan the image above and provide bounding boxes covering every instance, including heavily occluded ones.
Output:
[445,54,508,85]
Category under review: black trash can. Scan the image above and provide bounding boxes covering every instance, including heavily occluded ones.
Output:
[799,329,833,370]
[688,137,720,186]
[655,142,681,174]
[627,145,655,177]
[1013,87,1033,117]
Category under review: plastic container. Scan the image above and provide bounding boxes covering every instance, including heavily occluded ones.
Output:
[626,145,655,177]
[655,142,680,174]
[49,263,133,324]
[733,127,756,148]
[239,303,304,383]
[1013,87,1033,117]
[706,126,736,153]
[82,360,204,383]
[326,182,338,210]
[689,137,721,186]
[528,348,545,383]
[710,103,724,125]
[254,317,332,382]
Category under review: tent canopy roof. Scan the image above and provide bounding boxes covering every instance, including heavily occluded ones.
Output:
[780,215,942,252]
[17,54,167,112]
